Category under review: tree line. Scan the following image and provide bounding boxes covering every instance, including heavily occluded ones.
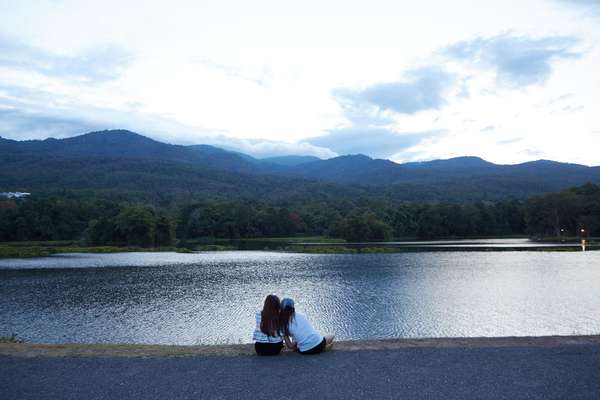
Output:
[1,183,598,246]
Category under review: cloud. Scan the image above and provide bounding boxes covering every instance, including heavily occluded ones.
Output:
[444,34,581,87]
[497,138,521,145]
[0,90,336,159]
[553,0,600,14]
[194,57,272,87]
[0,33,132,83]
[0,104,336,159]
[0,83,204,142]
[0,85,336,158]
[562,105,584,112]
[304,128,437,159]
[0,81,336,159]
[457,76,472,98]
[201,135,337,159]
[0,107,101,139]
[0,84,102,138]
[326,66,452,158]
[548,93,575,105]
[333,66,454,115]
[524,148,545,157]
[0,103,213,144]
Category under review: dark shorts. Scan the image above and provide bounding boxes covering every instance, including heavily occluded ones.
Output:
[255,341,283,356]
[299,337,327,355]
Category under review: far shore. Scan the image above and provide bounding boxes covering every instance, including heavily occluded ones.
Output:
[1,237,597,259]
[0,243,193,259]
[1,335,599,358]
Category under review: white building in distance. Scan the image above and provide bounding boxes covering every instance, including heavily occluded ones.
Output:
[0,192,31,199]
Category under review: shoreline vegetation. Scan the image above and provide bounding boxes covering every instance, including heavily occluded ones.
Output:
[0,334,24,344]
[1,335,599,358]
[1,236,597,259]
[1,183,598,258]
[0,241,192,259]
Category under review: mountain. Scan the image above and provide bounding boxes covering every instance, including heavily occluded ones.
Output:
[0,130,275,175]
[2,129,600,202]
[187,144,259,163]
[402,156,497,173]
[295,154,600,190]
[294,154,395,184]
[261,155,321,166]
[0,154,366,202]
[2,130,181,158]
[293,155,501,185]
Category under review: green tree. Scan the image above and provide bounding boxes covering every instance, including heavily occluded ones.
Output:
[330,210,392,241]
[114,206,156,247]
[155,212,175,246]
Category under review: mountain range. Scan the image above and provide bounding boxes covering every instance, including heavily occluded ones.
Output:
[2,129,599,202]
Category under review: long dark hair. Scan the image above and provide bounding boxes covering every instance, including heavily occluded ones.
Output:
[260,294,281,337]
[279,305,295,337]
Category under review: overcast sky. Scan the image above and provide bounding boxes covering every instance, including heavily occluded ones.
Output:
[0,0,599,164]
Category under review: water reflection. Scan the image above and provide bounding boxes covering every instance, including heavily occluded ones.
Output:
[1,251,599,344]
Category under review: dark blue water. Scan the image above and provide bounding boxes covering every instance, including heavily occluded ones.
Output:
[1,250,599,344]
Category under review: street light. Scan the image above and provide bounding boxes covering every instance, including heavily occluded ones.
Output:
[580,228,586,252]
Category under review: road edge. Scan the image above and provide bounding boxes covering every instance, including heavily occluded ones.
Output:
[2,335,599,358]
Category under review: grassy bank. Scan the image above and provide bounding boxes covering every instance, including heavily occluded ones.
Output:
[283,245,405,254]
[238,236,346,244]
[2,237,597,258]
[0,241,192,259]
[284,245,596,254]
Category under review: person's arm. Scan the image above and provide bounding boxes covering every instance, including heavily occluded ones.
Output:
[251,313,260,341]
[283,335,297,350]
[255,315,261,331]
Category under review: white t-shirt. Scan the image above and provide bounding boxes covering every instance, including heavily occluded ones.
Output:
[287,312,323,352]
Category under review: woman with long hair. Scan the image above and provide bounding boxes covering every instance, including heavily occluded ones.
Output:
[252,294,284,356]
[279,297,334,355]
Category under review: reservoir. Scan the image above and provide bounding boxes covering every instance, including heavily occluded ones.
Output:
[1,247,599,345]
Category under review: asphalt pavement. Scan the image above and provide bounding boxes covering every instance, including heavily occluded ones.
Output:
[2,344,599,400]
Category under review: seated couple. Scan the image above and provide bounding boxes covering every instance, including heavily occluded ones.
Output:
[253,294,335,356]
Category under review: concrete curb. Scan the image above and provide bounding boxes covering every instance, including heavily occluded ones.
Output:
[2,335,599,358]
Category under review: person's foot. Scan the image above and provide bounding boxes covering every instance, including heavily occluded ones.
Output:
[325,334,335,349]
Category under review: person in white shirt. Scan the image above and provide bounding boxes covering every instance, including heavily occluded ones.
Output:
[252,294,284,356]
[279,297,334,355]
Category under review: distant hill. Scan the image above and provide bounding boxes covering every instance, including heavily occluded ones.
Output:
[2,129,600,202]
[0,130,283,175]
[294,155,600,188]
[0,154,368,202]
[295,154,398,184]
[261,155,321,166]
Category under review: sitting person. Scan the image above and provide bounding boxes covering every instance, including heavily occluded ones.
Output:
[279,297,334,355]
[252,294,284,356]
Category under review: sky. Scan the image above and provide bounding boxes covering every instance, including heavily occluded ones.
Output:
[0,0,599,165]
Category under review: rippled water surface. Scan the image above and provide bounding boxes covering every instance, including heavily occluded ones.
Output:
[1,250,599,344]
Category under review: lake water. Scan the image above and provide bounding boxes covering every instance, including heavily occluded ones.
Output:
[1,250,599,345]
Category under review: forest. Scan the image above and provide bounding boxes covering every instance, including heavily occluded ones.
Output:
[0,183,598,246]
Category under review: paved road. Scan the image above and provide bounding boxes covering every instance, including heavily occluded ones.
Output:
[2,345,599,400]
